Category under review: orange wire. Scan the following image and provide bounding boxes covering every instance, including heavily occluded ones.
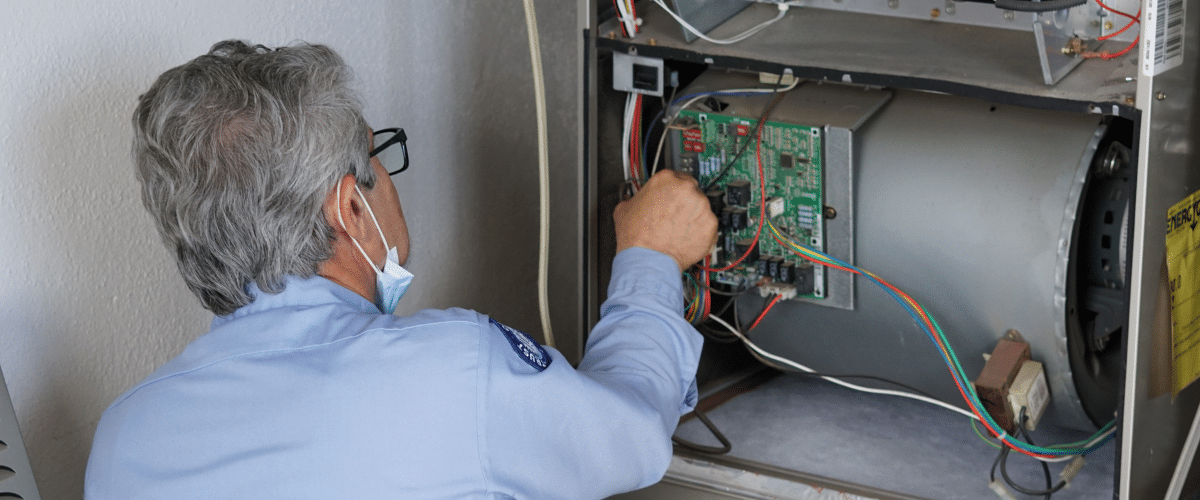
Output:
[748,294,783,331]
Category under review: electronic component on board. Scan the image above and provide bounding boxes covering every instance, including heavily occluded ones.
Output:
[726,180,752,207]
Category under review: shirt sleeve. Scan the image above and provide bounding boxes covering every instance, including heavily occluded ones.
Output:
[478,247,703,500]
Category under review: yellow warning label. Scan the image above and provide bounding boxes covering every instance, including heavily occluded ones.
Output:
[1168,189,1200,395]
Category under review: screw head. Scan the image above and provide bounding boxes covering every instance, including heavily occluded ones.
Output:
[823,206,838,219]
[888,0,898,8]
[1125,96,1135,105]
[1004,10,1015,20]
[931,8,941,17]
[1156,92,1167,100]
[649,38,657,46]
[1104,21,1114,30]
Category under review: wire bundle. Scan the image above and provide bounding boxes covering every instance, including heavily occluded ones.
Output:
[612,0,639,38]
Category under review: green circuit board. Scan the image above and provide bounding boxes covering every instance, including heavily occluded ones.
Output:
[676,109,826,299]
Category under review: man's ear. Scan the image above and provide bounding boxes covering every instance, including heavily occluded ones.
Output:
[324,174,367,240]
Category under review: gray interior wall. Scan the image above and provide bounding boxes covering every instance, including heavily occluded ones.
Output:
[0,2,580,498]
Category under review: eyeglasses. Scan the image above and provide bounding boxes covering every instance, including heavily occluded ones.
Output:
[370,128,409,175]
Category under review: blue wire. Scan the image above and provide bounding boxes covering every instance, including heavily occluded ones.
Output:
[778,229,1114,455]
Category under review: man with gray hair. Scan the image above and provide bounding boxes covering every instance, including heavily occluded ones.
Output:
[85,40,717,499]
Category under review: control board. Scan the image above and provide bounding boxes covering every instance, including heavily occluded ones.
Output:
[675,109,826,300]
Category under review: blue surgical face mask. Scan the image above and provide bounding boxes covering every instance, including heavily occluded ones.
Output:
[336,179,414,314]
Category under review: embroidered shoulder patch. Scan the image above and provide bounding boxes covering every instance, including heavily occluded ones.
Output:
[490,318,551,372]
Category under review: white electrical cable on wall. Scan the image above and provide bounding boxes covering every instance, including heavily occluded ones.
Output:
[522,0,554,348]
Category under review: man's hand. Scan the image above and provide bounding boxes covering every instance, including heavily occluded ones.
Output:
[614,170,719,271]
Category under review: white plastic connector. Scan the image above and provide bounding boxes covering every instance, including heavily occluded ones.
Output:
[767,197,786,218]
[1058,455,1086,487]
[1008,360,1049,431]
[988,480,1019,500]
[758,283,798,300]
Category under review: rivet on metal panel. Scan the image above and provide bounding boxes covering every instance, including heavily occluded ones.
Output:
[1156,92,1168,100]
[1004,10,1015,20]
[1125,96,1136,105]
[888,0,898,8]
[931,8,940,18]
[649,38,657,46]
[945,1,955,14]
[608,31,615,39]
[1104,21,1114,30]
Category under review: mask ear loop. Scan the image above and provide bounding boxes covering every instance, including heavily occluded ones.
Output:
[336,177,389,271]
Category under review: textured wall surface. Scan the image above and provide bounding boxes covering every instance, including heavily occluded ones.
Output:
[0,2,579,498]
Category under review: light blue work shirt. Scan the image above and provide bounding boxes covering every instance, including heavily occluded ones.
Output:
[85,248,702,499]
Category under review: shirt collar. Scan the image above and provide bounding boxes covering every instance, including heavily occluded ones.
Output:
[211,274,379,329]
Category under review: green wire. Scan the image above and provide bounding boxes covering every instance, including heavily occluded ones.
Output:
[768,218,1116,455]
[971,419,1003,450]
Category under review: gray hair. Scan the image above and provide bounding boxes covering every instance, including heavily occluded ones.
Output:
[133,40,377,315]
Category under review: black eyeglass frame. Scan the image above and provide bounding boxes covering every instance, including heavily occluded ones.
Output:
[370,128,409,175]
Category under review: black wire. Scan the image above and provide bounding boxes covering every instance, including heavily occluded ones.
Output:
[999,409,1068,497]
[1019,412,1054,500]
[993,0,1086,12]
[700,298,945,403]
[703,284,751,297]
[700,72,790,191]
[696,324,741,343]
[672,406,732,454]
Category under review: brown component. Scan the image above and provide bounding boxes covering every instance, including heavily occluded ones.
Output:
[974,338,1031,435]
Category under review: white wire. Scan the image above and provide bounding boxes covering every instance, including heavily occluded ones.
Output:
[649,78,800,175]
[707,314,1117,463]
[614,0,637,38]
[706,314,980,421]
[621,92,635,183]
[651,0,789,45]
[522,0,554,348]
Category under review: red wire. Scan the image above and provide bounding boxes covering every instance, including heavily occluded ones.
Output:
[769,228,1060,458]
[1100,13,1138,40]
[629,0,640,35]
[1095,0,1137,22]
[1087,0,1139,59]
[748,294,783,331]
[701,258,712,319]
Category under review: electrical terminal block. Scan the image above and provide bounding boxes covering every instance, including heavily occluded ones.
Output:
[758,282,798,300]
[987,480,1019,500]
[1007,360,1050,431]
